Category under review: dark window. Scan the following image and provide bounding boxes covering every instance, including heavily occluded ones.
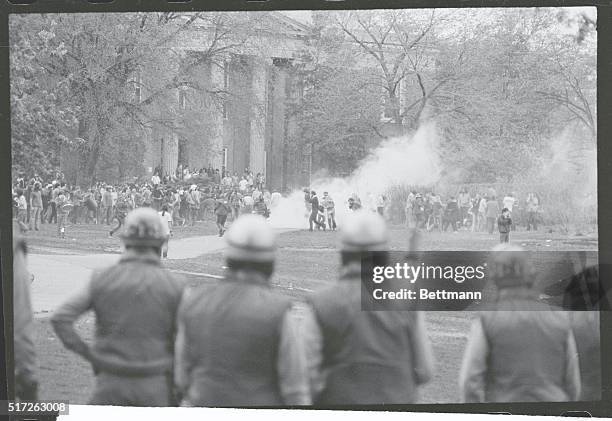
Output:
[178,138,188,166]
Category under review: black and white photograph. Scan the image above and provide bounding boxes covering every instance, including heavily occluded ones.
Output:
[8,5,600,411]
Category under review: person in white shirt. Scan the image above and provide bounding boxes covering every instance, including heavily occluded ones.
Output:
[405,191,415,228]
[16,189,29,233]
[502,193,516,212]
[239,178,248,192]
[151,174,161,186]
[158,205,172,258]
[478,195,488,232]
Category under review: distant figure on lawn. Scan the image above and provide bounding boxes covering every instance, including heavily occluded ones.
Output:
[525,193,540,231]
[497,207,512,243]
[309,191,325,231]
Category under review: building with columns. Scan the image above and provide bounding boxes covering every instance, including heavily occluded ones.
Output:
[137,12,313,192]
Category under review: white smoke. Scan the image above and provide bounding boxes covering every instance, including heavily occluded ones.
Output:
[269,123,443,229]
[528,126,598,227]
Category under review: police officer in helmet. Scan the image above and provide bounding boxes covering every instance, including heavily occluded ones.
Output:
[52,207,186,406]
[174,214,310,406]
[13,236,38,401]
[301,210,434,404]
[459,243,581,402]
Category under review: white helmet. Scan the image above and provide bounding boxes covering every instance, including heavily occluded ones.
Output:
[340,210,389,252]
[120,207,167,247]
[224,214,276,262]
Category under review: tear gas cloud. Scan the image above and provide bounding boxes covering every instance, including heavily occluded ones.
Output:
[268,123,442,229]
[527,127,597,225]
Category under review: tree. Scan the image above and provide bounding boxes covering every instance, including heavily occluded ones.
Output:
[10,12,267,184]
[9,15,77,180]
[332,10,443,132]
[294,67,382,175]
[289,12,384,176]
[535,34,596,140]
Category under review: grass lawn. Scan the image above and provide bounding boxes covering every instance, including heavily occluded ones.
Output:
[31,225,598,404]
[16,218,219,255]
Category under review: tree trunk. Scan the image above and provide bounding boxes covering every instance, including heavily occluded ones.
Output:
[86,130,104,185]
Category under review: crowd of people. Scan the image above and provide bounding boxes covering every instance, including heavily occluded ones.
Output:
[303,189,337,231]
[299,186,541,243]
[13,169,544,246]
[12,168,280,239]
[400,188,541,241]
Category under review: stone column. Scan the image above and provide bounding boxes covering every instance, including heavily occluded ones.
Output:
[159,55,181,177]
[209,60,225,170]
[163,133,179,177]
[249,58,267,176]
[269,64,288,192]
[142,126,155,177]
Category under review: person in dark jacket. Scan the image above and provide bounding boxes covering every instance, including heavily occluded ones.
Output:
[309,191,325,231]
[348,196,362,211]
[442,197,459,233]
[51,208,186,406]
[303,188,311,216]
[214,198,231,236]
[109,190,130,238]
[497,207,512,243]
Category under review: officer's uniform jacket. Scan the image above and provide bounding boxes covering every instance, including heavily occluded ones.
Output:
[302,264,434,405]
[174,270,310,406]
[459,288,581,402]
[51,250,185,378]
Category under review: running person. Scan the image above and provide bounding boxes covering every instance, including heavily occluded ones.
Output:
[214,198,231,237]
[109,191,130,238]
[309,191,325,231]
[159,205,172,258]
[56,192,72,239]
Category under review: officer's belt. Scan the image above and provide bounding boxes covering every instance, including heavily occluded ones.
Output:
[91,352,173,377]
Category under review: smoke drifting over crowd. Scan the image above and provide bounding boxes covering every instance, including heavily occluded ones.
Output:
[524,127,598,227]
[269,123,442,229]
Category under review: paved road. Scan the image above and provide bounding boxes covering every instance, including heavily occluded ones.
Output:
[28,228,294,317]
[28,233,227,317]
